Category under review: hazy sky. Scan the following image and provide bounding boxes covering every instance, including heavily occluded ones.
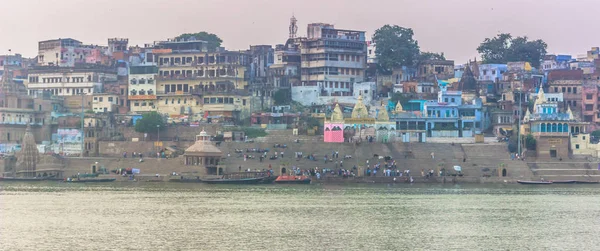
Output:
[1,0,599,63]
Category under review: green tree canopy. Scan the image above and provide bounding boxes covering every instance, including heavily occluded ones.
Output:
[176,32,223,51]
[134,112,165,134]
[373,25,420,74]
[477,33,547,68]
[272,89,291,105]
[525,134,536,150]
[418,51,446,61]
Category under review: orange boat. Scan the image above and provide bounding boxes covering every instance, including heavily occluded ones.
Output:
[275,175,311,184]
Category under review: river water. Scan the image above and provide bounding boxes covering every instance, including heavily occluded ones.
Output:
[1,183,599,250]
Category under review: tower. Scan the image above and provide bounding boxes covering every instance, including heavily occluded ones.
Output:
[289,15,298,39]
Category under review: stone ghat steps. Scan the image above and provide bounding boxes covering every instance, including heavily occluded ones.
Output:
[527,162,600,180]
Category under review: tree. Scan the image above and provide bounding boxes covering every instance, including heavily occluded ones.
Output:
[176,32,223,51]
[525,134,536,150]
[373,25,420,74]
[272,89,291,105]
[391,92,410,105]
[134,112,165,134]
[418,51,446,61]
[477,33,547,68]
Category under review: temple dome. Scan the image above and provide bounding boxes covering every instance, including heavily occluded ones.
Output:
[351,95,369,119]
[394,101,404,114]
[185,129,222,156]
[376,104,389,122]
[330,103,344,122]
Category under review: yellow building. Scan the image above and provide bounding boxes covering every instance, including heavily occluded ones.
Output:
[92,93,119,113]
[130,95,158,113]
[153,49,252,121]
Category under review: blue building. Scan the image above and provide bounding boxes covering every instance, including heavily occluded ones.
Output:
[391,82,488,141]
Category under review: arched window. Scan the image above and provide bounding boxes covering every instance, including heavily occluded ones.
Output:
[551,123,557,132]
[541,123,546,132]
[563,124,569,133]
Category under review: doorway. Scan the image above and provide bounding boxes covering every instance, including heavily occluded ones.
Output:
[550,149,557,158]
[501,168,507,177]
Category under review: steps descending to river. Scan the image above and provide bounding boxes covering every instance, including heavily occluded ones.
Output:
[528,161,600,181]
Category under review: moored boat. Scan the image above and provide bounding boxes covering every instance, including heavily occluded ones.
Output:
[203,171,275,185]
[169,177,202,183]
[517,180,553,185]
[275,175,311,184]
[551,180,576,184]
[203,177,264,184]
[0,177,62,182]
[574,180,600,184]
[67,178,116,183]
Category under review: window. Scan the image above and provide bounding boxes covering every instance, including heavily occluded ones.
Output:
[243,99,247,106]
[573,101,577,107]
[134,102,140,107]
[573,87,577,94]
[554,87,558,93]
[587,94,593,100]
[451,98,455,102]
[444,98,448,102]
[568,87,572,93]
[492,70,496,75]
[576,144,580,149]
[562,87,566,92]
[108,97,113,102]
[583,136,586,140]
[585,104,593,111]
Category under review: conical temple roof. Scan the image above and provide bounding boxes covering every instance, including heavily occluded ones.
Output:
[567,105,574,120]
[17,124,39,177]
[523,108,531,122]
[376,103,389,122]
[458,64,477,93]
[330,103,344,122]
[394,101,404,114]
[351,95,369,119]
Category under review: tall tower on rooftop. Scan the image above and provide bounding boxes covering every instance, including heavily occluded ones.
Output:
[289,15,298,39]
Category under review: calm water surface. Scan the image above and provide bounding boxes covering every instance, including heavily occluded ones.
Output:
[1,182,599,250]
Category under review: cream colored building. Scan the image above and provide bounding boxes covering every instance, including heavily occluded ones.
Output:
[26,67,117,97]
[92,93,119,113]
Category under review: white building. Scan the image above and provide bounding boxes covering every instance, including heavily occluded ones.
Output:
[129,65,158,113]
[298,23,367,97]
[92,93,119,113]
[37,38,106,67]
[25,67,117,97]
[367,41,377,64]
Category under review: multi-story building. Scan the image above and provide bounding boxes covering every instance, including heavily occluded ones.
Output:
[37,38,107,67]
[580,80,600,124]
[92,93,119,113]
[478,64,507,82]
[128,65,158,113]
[295,23,366,104]
[152,38,252,122]
[269,43,301,90]
[0,74,61,150]
[25,66,117,97]
[417,59,454,81]
[541,55,572,72]
[522,89,588,159]
[547,79,583,114]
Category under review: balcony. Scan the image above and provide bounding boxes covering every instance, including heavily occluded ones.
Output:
[203,103,239,112]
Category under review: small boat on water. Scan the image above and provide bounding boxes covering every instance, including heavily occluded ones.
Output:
[203,171,275,185]
[67,178,116,183]
[203,177,265,184]
[275,175,311,184]
[574,180,600,184]
[169,177,202,183]
[0,177,62,182]
[551,180,576,184]
[517,180,553,185]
